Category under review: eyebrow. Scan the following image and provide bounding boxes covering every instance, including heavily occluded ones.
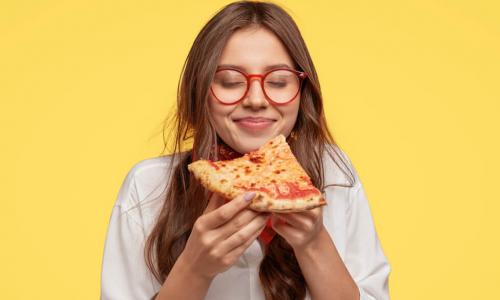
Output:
[216,63,293,72]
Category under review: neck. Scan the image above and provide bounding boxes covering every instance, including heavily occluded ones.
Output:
[216,139,243,161]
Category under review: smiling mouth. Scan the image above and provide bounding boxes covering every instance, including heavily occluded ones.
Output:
[233,118,276,130]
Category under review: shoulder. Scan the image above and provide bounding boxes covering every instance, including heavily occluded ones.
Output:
[114,152,188,214]
[321,143,359,188]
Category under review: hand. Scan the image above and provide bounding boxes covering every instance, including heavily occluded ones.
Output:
[179,192,270,280]
[270,206,324,252]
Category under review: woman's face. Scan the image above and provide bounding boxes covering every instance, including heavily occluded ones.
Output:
[208,26,301,154]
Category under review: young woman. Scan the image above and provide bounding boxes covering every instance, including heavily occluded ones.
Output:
[100,1,391,300]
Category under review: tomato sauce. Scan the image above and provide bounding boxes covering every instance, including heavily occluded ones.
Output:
[235,181,319,199]
[208,160,220,170]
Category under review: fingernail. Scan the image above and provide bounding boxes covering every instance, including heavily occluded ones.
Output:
[244,192,256,202]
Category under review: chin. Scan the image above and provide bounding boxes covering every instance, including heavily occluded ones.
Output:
[232,133,278,154]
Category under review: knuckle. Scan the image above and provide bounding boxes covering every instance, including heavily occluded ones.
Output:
[307,220,318,231]
[303,220,313,230]
[245,235,256,247]
[200,235,211,247]
[233,232,246,244]
[221,256,235,267]
[208,249,222,260]
[193,219,204,233]
[233,218,245,230]
[217,210,230,222]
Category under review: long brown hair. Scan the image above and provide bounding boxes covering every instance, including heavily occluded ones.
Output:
[145,1,355,299]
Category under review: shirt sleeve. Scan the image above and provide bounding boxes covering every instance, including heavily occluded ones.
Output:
[100,172,158,300]
[344,179,392,300]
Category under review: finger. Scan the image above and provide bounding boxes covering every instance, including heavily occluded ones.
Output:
[271,214,301,238]
[203,192,256,229]
[217,213,269,254]
[281,207,322,224]
[203,192,225,214]
[215,209,266,242]
[271,213,290,226]
[300,207,322,220]
[275,213,303,228]
[224,219,268,262]
[277,211,315,228]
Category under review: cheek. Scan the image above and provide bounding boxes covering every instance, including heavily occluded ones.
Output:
[281,98,300,127]
[208,97,227,120]
[208,98,234,132]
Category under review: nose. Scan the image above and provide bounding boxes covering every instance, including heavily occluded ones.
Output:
[241,77,269,109]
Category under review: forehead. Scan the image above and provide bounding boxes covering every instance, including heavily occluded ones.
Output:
[218,26,295,73]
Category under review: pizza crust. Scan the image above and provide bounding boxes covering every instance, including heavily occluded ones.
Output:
[250,192,327,212]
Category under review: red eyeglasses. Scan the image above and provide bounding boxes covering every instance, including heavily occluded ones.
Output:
[210,67,308,105]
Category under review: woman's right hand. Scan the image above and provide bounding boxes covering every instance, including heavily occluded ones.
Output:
[178,191,270,280]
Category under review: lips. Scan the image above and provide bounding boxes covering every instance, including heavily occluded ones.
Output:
[233,117,276,122]
[233,117,276,130]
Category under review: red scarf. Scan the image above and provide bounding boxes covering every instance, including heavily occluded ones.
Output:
[192,138,293,245]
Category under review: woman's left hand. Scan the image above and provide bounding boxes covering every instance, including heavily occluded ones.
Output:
[270,206,325,251]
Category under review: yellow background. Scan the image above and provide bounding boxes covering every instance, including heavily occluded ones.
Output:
[1,0,498,299]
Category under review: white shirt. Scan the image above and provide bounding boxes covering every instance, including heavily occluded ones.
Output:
[100,147,391,300]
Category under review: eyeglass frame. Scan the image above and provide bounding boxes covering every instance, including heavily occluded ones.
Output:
[209,67,308,106]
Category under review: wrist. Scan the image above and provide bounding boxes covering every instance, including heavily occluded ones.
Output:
[294,225,329,257]
[176,253,214,284]
[156,253,214,300]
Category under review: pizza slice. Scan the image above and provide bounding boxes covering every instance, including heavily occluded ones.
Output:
[187,134,326,212]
